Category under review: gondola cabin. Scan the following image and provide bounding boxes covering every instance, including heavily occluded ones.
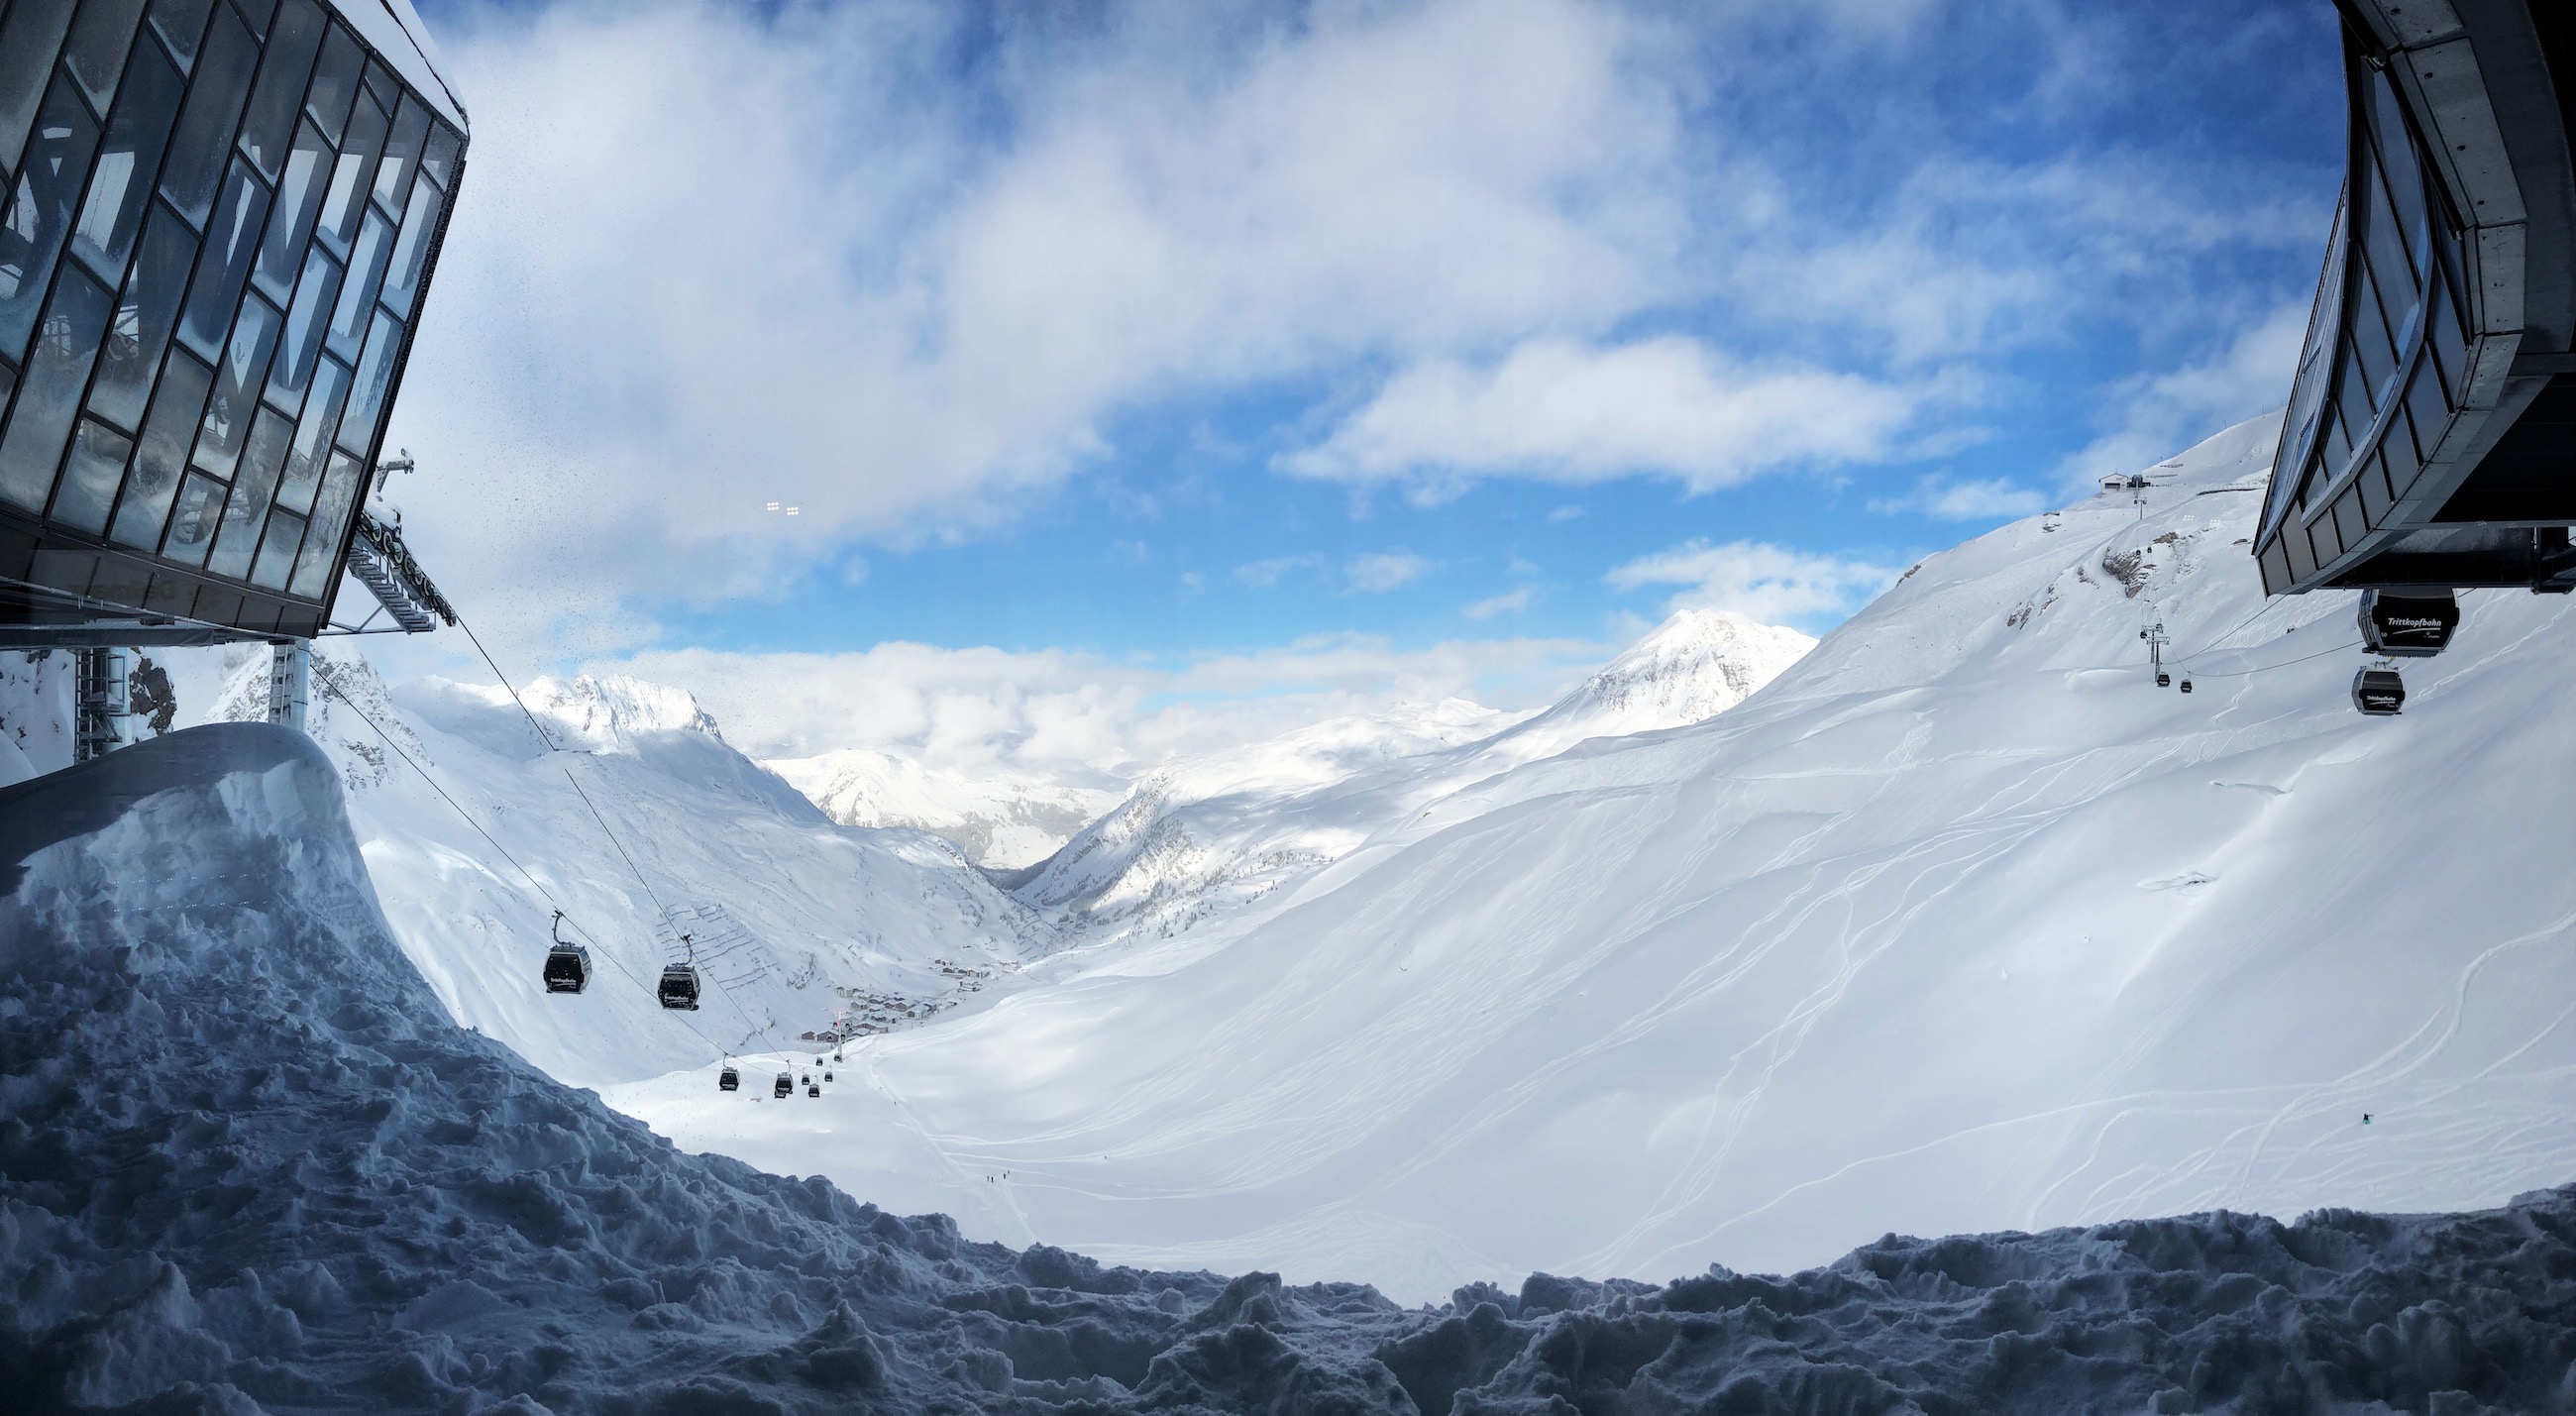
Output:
[719,1066,740,1092]
[658,964,700,1011]
[2352,667,2406,715]
[543,913,590,994]
[774,1072,794,1099]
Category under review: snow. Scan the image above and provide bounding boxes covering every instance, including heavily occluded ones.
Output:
[7,721,2576,1412]
[194,654,1058,1091]
[1008,615,1808,946]
[608,412,2576,1303]
[766,747,1122,869]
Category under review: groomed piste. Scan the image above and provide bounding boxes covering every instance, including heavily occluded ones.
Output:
[4,725,2576,1414]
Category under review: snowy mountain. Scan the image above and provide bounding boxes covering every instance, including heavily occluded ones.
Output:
[766,747,1122,869]
[199,654,1057,1089]
[613,411,2576,1304]
[1493,607,1815,763]
[1009,616,1810,943]
[11,724,2574,1413]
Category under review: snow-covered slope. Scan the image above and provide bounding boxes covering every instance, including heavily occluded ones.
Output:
[619,412,2576,1303]
[205,656,1055,1089]
[8,724,2576,1413]
[767,747,1121,868]
[1012,615,1809,943]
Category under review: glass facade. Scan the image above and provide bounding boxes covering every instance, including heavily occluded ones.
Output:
[0,0,461,638]
[2257,33,2476,595]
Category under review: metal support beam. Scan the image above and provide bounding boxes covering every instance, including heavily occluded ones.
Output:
[268,641,310,731]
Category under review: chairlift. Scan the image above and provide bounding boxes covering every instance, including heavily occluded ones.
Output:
[2353,666,2406,715]
[718,1065,740,1092]
[541,912,590,994]
[774,1072,794,1098]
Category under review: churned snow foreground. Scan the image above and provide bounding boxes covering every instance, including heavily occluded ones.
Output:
[6,724,2576,1414]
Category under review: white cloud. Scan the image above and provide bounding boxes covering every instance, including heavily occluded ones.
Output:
[1235,555,1316,588]
[600,631,1606,785]
[1547,504,1585,522]
[1345,552,1431,595]
[1868,472,2049,520]
[1605,539,1898,628]
[2054,301,2311,491]
[1464,588,1534,619]
[1280,337,1936,500]
[391,0,1687,634]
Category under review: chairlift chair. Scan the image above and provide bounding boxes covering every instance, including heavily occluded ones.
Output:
[718,1065,740,1092]
[774,1072,794,1098]
[2353,666,2406,715]
[541,912,590,994]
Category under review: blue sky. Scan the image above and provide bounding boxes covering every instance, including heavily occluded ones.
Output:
[378,0,2343,772]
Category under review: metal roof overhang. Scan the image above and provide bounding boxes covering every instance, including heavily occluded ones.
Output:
[2254,0,2576,594]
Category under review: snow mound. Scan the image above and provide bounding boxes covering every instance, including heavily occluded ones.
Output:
[5,725,2575,1413]
[767,747,1121,869]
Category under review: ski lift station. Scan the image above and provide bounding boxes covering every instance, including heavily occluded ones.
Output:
[2255,0,2576,706]
[0,0,464,754]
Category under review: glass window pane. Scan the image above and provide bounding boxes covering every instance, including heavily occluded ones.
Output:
[303,23,362,144]
[2406,357,2449,463]
[312,93,381,258]
[194,291,278,477]
[0,0,78,177]
[109,345,211,548]
[0,264,113,511]
[336,307,399,453]
[2425,268,2467,400]
[421,121,460,190]
[147,0,217,73]
[373,95,425,212]
[234,0,323,183]
[359,58,396,115]
[2362,159,2417,324]
[325,206,388,361]
[2371,72,2430,259]
[89,201,194,429]
[175,156,271,361]
[2349,277,2397,409]
[274,352,344,510]
[251,118,327,303]
[163,468,224,566]
[52,416,134,533]
[232,0,278,39]
[264,242,335,412]
[2380,404,2419,500]
[250,505,300,588]
[379,174,439,318]
[156,2,256,229]
[0,75,103,364]
[62,0,152,116]
[209,401,286,577]
[70,39,186,284]
[289,445,359,596]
